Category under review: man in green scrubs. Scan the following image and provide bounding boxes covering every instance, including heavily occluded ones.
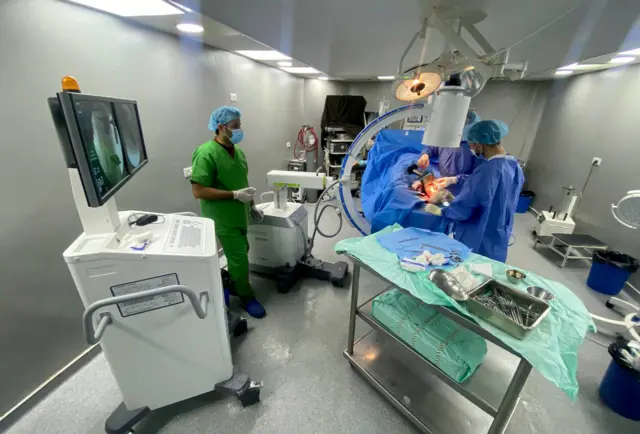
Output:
[191,106,266,318]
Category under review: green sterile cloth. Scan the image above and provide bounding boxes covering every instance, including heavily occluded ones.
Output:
[372,289,487,382]
[335,224,596,400]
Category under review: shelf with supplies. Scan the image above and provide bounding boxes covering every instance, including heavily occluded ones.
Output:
[323,126,361,194]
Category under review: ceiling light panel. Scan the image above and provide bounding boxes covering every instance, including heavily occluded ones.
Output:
[555,70,573,76]
[235,50,291,61]
[377,76,395,80]
[278,61,293,67]
[610,56,635,64]
[176,23,204,33]
[281,67,320,74]
[68,0,184,17]
[620,48,640,56]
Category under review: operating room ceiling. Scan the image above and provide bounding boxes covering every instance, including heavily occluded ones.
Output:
[174,0,640,79]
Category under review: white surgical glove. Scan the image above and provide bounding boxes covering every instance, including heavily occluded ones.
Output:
[250,205,264,222]
[424,203,442,216]
[233,187,256,203]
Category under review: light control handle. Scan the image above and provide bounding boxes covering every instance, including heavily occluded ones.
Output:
[82,285,209,345]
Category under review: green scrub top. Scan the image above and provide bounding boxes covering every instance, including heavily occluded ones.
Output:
[191,140,250,235]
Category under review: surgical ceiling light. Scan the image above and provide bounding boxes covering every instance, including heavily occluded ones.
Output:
[176,23,204,34]
[394,69,442,102]
[235,50,291,61]
[318,76,329,81]
[610,56,635,64]
[67,0,184,16]
[280,67,320,74]
[392,8,527,102]
[278,61,293,67]
[377,76,395,80]
[555,70,573,76]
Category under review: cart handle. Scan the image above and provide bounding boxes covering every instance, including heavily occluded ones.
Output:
[82,285,209,345]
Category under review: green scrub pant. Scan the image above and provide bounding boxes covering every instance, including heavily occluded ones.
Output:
[218,229,254,299]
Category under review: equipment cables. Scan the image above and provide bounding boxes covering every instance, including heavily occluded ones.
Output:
[293,125,319,163]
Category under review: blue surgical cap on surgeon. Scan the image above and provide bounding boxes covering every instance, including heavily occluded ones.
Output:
[466,110,480,125]
[462,111,481,141]
[467,120,509,145]
[208,106,241,132]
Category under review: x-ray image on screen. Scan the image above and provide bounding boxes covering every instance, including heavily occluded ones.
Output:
[114,102,145,169]
[75,100,126,198]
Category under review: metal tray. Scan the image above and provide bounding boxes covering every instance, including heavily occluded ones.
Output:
[465,280,551,340]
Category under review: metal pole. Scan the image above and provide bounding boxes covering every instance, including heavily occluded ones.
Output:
[346,263,361,355]
[487,359,532,434]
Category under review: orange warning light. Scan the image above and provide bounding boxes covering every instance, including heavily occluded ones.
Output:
[61,76,80,92]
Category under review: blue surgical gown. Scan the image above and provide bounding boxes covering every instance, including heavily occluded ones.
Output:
[441,155,524,262]
[425,141,483,195]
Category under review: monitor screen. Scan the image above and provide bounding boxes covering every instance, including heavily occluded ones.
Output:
[49,92,148,207]
[113,102,146,171]
[75,99,128,199]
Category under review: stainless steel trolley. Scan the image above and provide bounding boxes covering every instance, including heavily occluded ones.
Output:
[343,254,533,434]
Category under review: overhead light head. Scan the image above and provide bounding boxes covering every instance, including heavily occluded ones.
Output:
[394,64,442,102]
[555,70,573,76]
[278,61,293,67]
[68,0,184,16]
[610,56,635,64]
[235,50,290,61]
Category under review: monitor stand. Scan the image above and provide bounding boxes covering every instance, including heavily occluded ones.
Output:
[69,168,120,235]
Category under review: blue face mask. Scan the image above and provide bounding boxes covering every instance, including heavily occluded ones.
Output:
[226,128,244,144]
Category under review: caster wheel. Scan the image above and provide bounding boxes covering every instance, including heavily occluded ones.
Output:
[277,277,294,293]
[331,278,344,287]
[233,319,248,337]
[238,382,261,407]
[605,301,614,309]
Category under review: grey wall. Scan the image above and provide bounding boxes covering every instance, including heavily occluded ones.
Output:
[346,80,550,161]
[0,0,340,416]
[526,65,640,286]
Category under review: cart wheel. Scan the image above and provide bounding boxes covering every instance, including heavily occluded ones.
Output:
[331,277,344,287]
[238,383,261,407]
[233,319,248,337]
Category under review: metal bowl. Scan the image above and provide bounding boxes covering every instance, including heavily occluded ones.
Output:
[506,269,526,284]
[526,286,555,302]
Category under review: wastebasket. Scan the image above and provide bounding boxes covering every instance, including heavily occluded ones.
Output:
[516,190,535,213]
[599,340,640,420]
[587,250,639,296]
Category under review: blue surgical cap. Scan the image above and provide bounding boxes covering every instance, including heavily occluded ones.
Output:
[462,111,481,141]
[208,106,241,132]
[466,110,480,125]
[467,120,509,145]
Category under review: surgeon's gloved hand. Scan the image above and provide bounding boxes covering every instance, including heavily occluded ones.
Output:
[250,205,264,222]
[233,187,256,203]
[435,176,457,188]
[411,180,424,192]
[417,154,430,169]
[429,189,454,205]
[424,204,442,216]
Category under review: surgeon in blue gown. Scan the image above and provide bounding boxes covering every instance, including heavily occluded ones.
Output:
[429,120,524,262]
[418,111,483,194]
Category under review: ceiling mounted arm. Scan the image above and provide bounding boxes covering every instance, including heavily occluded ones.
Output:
[398,18,428,76]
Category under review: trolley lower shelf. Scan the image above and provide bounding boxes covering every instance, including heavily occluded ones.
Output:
[344,257,533,434]
[345,331,501,434]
